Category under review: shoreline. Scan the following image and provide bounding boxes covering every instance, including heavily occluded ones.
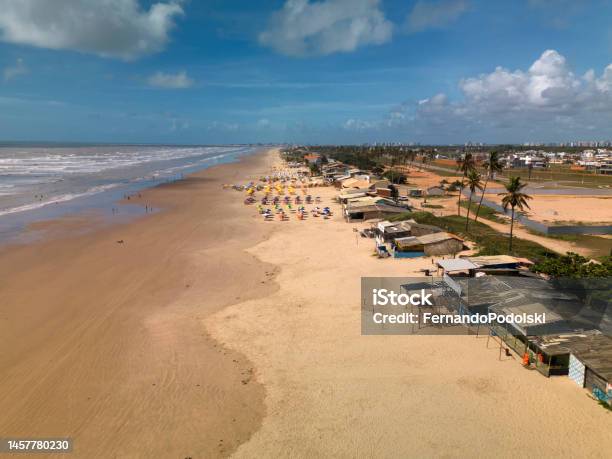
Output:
[0,148,279,457]
[2,148,611,457]
[0,145,260,247]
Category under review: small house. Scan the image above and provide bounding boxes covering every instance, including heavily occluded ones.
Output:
[417,232,465,256]
[376,220,415,242]
[345,204,408,222]
[337,191,368,204]
[394,232,465,257]
[371,179,391,190]
[304,153,321,166]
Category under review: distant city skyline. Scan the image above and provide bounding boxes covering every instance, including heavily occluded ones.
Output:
[0,0,611,144]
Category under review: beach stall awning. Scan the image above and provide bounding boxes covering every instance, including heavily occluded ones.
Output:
[436,258,478,272]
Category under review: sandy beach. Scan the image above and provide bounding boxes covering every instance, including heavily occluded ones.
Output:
[0,150,278,458]
[2,148,611,458]
[208,154,612,457]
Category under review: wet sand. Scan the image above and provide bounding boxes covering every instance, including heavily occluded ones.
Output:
[0,149,279,458]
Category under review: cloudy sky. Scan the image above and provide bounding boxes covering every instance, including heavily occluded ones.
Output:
[0,0,611,144]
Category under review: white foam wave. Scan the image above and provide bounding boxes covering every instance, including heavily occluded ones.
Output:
[0,183,120,217]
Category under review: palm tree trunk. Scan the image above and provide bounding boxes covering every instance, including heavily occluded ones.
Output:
[465,191,473,230]
[474,175,489,222]
[509,207,515,252]
[457,185,463,216]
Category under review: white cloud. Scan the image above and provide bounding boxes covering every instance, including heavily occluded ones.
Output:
[410,50,612,136]
[406,0,468,33]
[147,71,194,89]
[343,118,378,130]
[259,0,392,57]
[3,57,28,81]
[356,50,612,141]
[0,0,184,59]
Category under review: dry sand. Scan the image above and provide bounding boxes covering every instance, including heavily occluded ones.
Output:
[399,166,609,256]
[207,159,612,458]
[485,194,612,225]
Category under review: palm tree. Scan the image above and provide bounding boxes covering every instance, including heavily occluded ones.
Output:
[499,176,532,253]
[456,152,475,216]
[474,151,503,222]
[464,170,484,231]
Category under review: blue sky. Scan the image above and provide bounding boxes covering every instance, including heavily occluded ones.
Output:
[0,0,611,144]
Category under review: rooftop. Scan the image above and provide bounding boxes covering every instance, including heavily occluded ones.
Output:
[466,255,531,267]
[437,258,478,272]
[346,204,408,215]
[417,232,463,245]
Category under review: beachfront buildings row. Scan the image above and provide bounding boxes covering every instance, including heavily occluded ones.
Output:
[332,171,468,258]
[415,270,612,406]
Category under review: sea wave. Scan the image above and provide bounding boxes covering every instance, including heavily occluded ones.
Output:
[0,146,238,176]
[0,183,121,217]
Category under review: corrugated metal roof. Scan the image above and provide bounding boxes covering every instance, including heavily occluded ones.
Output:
[467,255,523,267]
[394,236,420,248]
[385,221,413,234]
[437,258,478,271]
[417,232,463,245]
[347,204,407,214]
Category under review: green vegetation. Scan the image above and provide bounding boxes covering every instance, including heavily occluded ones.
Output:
[532,252,612,277]
[389,184,399,201]
[389,211,557,261]
[459,201,506,224]
[382,170,408,184]
[422,204,444,209]
[447,180,462,192]
[499,177,532,252]
[475,151,503,222]
[455,153,475,217]
[532,253,611,317]
[464,169,484,231]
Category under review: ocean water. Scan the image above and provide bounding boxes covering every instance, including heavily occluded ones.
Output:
[0,144,259,242]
